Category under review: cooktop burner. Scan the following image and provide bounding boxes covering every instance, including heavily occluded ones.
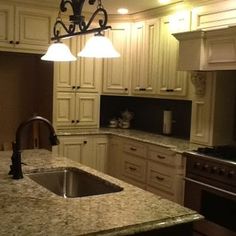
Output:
[196,145,236,162]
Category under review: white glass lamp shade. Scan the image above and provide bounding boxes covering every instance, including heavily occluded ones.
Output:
[41,41,76,61]
[78,34,120,58]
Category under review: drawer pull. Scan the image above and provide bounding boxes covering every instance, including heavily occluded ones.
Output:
[130,147,137,151]
[129,166,137,171]
[155,176,164,181]
[157,155,165,159]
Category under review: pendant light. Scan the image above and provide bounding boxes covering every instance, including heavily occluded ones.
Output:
[41,0,119,61]
[41,40,76,61]
[78,32,120,58]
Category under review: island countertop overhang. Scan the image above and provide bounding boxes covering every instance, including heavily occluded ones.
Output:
[0,149,202,236]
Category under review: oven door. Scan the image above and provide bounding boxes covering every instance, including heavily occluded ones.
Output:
[184,177,236,236]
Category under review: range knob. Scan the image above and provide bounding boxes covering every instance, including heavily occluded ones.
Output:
[228,170,235,178]
[194,162,201,169]
[202,164,209,171]
[219,168,226,176]
[211,166,218,174]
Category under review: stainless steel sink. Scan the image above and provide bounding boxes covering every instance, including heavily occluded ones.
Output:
[26,167,123,198]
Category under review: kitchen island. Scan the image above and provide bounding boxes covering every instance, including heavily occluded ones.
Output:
[0,149,202,236]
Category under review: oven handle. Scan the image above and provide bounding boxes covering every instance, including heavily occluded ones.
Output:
[184,177,236,197]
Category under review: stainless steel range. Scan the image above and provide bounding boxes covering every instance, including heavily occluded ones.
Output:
[184,146,236,236]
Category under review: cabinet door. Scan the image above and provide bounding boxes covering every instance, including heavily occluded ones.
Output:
[191,0,236,30]
[131,20,159,95]
[55,38,77,92]
[131,21,146,93]
[15,7,53,51]
[0,4,14,48]
[107,137,123,178]
[59,136,89,163]
[75,93,99,127]
[103,23,131,94]
[73,34,101,93]
[93,136,108,173]
[157,16,188,97]
[56,92,75,127]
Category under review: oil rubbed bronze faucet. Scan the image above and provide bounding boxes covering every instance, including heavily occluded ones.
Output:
[9,115,59,179]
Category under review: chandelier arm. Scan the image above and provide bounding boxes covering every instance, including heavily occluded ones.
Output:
[60,0,74,12]
[53,20,76,39]
[51,26,111,40]
[79,7,108,32]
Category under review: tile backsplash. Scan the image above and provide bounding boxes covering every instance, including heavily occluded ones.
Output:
[100,95,192,140]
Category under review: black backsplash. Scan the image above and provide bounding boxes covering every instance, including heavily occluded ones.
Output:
[100,95,192,140]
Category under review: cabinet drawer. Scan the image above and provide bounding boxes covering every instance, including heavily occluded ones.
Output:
[122,154,146,183]
[147,161,173,193]
[123,140,147,158]
[148,145,175,165]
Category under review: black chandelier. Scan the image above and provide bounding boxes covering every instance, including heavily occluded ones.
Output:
[52,0,111,41]
[41,0,120,61]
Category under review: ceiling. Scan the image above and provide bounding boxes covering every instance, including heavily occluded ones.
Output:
[42,0,183,15]
[84,0,182,14]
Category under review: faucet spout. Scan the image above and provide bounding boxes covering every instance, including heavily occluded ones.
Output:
[9,115,59,179]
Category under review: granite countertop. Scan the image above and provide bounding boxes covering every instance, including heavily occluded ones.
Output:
[0,149,202,236]
[57,128,203,153]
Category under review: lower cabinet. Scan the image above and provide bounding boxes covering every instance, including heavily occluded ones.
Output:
[107,136,185,204]
[58,135,108,173]
[57,134,185,204]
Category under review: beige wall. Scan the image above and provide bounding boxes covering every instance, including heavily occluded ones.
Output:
[0,52,53,150]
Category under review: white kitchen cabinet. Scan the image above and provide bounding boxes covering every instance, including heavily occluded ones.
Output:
[103,22,131,95]
[191,0,236,30]
[157,15,188,97]
[146,144,184,203]
[107,136,185,204]
[174,26,236,71]
[58,136,90,163]
[92,135,108,173]
[0,4,53,52]
[131,19,160,96]
[107,136,123,178]
[55,92,99,129]
[55,35,102,93]
[190,71,236,146]
[58,135,108,173]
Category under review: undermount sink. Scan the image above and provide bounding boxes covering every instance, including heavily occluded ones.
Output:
[26,167,123,198]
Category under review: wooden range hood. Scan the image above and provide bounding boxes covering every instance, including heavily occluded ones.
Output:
[173,25,236,71]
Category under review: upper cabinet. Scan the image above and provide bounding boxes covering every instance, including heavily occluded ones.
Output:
[55,36,102,93]
[191,0,236,31]
[190,71,236,146]
[0,3,54,53]
[103,22,131,95]
[157,15,189,97]
[131,19,160,96]
[174,0,236,71]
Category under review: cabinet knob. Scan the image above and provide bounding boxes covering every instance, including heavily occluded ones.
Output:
[155,176,164,181]
[129,166,137,171]
[139,88,146,91]
[157,155,165,159]
[72,86,76,89]
[124,88,128,91]
[77,86,80,90]
[15,41,20,45]
[76,120,79,123]
[130,147,137,151]
[83,140,87,144]
[166,89,174,92]
[9,40,14,44]
[71,120,75,123]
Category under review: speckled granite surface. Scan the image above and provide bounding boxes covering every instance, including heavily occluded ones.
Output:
[57,128,203,153]
[0,149,202,236]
